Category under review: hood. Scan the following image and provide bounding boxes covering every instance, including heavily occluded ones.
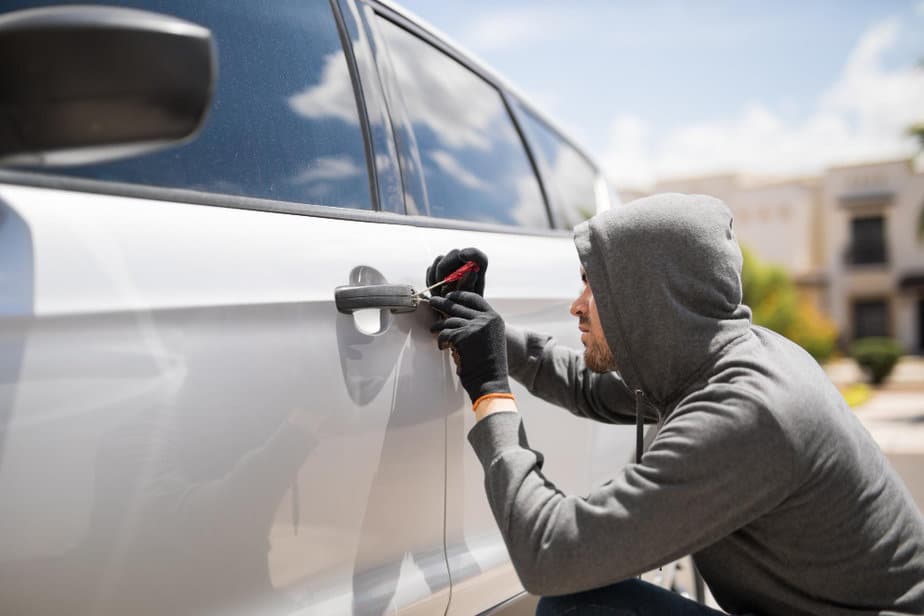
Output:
[573,193,752,408]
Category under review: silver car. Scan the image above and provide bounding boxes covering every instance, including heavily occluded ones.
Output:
[0,1,701,613]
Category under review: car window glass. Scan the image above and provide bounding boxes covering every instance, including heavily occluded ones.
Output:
[4,0,373,210]
[514,105,599,230]
[376,18,548,228]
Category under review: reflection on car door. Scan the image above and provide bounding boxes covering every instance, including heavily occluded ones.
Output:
[0,185,453,615]
[0,0,456,613]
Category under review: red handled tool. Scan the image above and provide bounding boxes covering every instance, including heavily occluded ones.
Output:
[415,260,480,302]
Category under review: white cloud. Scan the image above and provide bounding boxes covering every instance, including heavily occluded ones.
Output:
[381,21,501,151]
[918,0,924,16]
[603,115,657,188]
[603,18,924,189]
[462,7,579,52]
[288,52,358,124]
[290,156,363,185]
[429,149,489,191]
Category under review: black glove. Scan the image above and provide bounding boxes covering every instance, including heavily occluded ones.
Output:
[429,291,510,404]
[425,247,488,297]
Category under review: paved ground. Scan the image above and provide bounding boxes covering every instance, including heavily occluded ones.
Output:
[852,391,924,509]
[832,357,924,511]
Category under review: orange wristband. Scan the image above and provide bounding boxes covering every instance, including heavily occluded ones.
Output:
[472,392,515,412]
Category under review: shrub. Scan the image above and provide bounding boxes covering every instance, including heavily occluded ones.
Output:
[740,247,838,362]
[849,337,903,385]
[785,300,839,362]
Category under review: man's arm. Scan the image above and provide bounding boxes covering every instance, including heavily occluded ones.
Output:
[467,398,794,596]
[506,326,653,424]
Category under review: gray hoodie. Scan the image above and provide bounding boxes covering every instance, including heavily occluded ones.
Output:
[467,193,924,615]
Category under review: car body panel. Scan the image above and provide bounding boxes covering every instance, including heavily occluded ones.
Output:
[0,184,451,615]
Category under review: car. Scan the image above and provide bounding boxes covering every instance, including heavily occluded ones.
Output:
[0,1,704,613]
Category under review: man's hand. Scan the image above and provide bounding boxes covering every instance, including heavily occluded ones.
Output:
[429,291,510,404]
[426,247,488,297]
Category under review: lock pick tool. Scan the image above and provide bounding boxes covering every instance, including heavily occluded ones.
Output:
[414,260,480,303]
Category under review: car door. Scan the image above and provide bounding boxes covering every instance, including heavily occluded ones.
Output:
[0,1,451,615]
[362,5,639,614]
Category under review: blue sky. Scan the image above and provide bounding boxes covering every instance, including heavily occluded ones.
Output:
[396,0,924,188]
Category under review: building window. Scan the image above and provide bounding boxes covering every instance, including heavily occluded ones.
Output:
[847,216,887,265]
[853,299,890,339]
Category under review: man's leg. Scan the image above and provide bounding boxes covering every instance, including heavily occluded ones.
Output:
[535,579,726,616]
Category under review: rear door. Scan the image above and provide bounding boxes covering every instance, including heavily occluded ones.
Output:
[363,5,637,613]
[0,1,451,615]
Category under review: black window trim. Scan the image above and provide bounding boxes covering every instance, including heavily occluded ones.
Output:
[328,0,381,212]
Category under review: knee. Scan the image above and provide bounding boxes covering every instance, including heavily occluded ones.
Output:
[535,579,652,616]
[534,595,568,616]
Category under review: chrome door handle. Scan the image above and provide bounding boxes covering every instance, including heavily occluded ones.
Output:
[334,283,417,314]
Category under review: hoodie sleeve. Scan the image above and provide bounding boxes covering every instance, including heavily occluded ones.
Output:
[506,326,649,424]
[467,394,794,596]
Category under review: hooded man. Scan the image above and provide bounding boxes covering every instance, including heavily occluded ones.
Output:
[427,193,924,616]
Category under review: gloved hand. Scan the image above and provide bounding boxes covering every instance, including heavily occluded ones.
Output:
[429,291,510,404]
[425,247,488,297]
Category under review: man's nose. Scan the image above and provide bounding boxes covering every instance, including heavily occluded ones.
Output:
[570,294,584,317]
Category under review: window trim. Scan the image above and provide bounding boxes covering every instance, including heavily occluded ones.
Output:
[328,0,381,212]
[0,170,571,238]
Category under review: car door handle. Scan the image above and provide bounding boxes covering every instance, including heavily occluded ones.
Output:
[335,283,417,314]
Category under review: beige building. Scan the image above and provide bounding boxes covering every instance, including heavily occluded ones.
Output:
[822,160,924,353]
[623,158,924,353]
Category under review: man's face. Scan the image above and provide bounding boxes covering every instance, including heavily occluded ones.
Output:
[570,267,617,373]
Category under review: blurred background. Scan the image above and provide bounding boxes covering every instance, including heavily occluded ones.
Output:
[400,0,924,505]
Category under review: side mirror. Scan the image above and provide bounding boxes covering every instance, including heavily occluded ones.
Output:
[0,5,216,166]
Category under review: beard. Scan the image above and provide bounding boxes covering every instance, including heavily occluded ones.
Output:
[584,335,617,373]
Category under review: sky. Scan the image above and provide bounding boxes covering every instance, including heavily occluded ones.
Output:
[396,0,924,190]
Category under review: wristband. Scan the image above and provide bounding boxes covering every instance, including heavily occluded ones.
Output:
[472,392,515,412]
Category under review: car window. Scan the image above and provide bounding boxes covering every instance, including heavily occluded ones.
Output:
[375,17,549,228]
[4,0,373,210]
[514,104,599,230]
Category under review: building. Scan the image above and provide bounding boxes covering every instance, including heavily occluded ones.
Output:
[822,159,924,353]
[623,158,924,353]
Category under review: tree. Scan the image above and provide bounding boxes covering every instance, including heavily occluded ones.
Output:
[740,247,838,361]
[910,123,924,151]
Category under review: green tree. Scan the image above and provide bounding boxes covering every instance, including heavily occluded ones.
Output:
[740,247,838,361]
[910,123,924,150]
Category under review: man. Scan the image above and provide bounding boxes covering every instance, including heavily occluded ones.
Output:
[426,193,924,615]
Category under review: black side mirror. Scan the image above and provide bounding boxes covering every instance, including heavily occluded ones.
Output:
[0,5,216,166]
